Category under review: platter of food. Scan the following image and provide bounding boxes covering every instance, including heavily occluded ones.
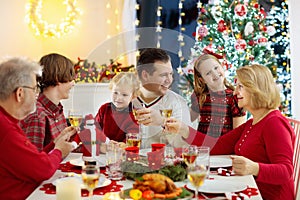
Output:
[120,174,193,199]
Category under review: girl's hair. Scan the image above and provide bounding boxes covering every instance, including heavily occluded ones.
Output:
[109,72,140,98]
[39,53,75,90]
[236,64,280,109]
[193,54,234,108]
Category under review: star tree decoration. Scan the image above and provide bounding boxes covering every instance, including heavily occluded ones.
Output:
[178,0,277,105]
[266,0,291,116]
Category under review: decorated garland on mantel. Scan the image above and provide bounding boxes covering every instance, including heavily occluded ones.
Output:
[74,58,135,83]
[25,0,81,38]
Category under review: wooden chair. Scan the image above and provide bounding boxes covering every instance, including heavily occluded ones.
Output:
[287,117,300,200]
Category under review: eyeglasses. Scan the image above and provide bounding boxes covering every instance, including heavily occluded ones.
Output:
[21,84,40,94]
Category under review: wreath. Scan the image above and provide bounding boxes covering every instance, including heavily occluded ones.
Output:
[25,0,81,38]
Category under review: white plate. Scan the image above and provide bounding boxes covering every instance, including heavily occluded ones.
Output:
[210,157,232,168]
[69,155,106,167]
[187,180,247,193]
[53,174,111,189]
[139,148,152,156]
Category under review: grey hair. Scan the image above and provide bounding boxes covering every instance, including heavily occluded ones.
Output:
[0,57,42,101]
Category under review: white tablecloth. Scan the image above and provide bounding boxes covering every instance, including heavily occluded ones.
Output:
[26,153,263,200]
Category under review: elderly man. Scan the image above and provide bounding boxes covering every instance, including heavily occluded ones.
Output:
[0,57,77,199]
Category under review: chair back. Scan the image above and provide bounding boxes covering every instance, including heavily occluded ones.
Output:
[287,117,300,200]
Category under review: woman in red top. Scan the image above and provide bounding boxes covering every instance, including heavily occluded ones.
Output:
[165,64,295,200]
[190,54,246,137]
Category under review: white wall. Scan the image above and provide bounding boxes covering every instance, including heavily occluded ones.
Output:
[0,0,125,62]
[61,83,111,117]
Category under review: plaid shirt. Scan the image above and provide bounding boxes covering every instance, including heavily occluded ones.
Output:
[20,93,67,151]
[191,89,245,137]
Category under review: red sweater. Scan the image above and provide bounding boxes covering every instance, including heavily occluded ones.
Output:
[0,106,62,200]
[185,110,295,200]
[95,102,139,142]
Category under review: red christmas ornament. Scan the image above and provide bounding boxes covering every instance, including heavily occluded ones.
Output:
[198,26,208,38]
[253,3,260,9]
[260,8,267,18]
[248,40,256,46]
[258,37,268,46]
[234,4,247,17]
[234,39,247,51]
[217,19,227,32]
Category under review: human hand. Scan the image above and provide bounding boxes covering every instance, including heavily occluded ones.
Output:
[54,133,74,158]
[164,118,189,138]
[135,108,164,126]
[230,155,259,176]
[54,126,79,144]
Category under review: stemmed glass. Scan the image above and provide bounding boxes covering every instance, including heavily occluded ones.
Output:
[132,102,145,142]
[187,163,208,200]
[81,165,100,198]
[159,108,173,144]
[68,109,83,127]
[182,145,198,167]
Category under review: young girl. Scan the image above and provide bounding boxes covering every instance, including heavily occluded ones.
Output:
[190,54,246,137]
[95,72,140,142]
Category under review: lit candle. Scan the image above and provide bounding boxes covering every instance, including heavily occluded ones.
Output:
[56,177,81,200]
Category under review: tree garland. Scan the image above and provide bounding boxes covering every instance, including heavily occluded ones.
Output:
[25,0,81,38]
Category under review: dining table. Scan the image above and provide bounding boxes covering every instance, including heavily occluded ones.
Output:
[26,152,263,200]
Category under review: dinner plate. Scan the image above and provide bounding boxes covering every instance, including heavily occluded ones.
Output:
[53,174,111,189]
[187,180,247,193]
[210,157,232,168]
[69,154,106,167]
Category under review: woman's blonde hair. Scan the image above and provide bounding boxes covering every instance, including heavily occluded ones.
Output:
[193,54,234,108]
[236,64,280,109]
[109,72,140,98]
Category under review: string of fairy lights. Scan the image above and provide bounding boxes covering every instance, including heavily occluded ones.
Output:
[25,0,82,38]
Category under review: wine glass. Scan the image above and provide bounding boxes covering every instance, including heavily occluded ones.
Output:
[81,165,100,198]
[68,109,83,127]
[182,145,198,167]
[160,108,173,119]
[187,164,207,199]
[159,108,173,144]
[132,102,145,119]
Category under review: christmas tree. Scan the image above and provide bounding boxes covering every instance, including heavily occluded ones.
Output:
[178,0,276,105]
[266,0,291,116]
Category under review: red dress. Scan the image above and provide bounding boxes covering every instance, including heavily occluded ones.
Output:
[191,89,245,137]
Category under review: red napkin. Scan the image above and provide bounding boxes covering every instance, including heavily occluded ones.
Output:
[147,148,164,170]
[217,167,235,176]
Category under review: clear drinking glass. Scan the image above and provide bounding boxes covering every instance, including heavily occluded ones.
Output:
[81,165,100,198]
[197,146,210,178]
[159,107,173,146]
[187,164,207,199]
[68,109,83,127]
[182,145,198,167]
